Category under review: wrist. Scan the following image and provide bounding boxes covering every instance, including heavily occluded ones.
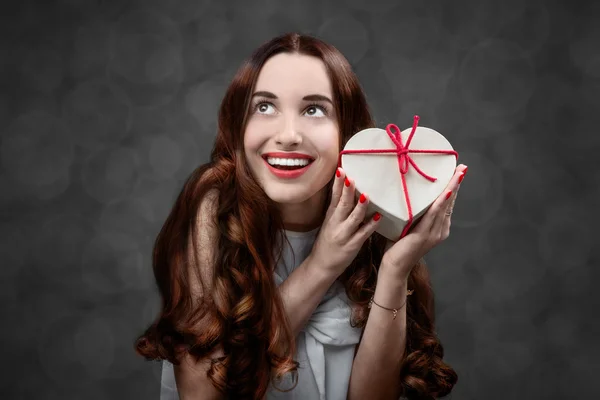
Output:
[378,259,411,284]
[376,268,408,291]
[304,253,340,284]
[374,268,409,307]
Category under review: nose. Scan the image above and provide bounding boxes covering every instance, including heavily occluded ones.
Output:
[275,115,302,147]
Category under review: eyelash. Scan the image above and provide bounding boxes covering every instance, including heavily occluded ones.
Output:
[305,103,329,116]
[253,101,329,116]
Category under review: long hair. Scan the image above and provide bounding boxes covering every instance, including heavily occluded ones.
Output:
[135,33,457,400]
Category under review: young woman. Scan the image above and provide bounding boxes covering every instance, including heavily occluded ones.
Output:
[136,33,465,400]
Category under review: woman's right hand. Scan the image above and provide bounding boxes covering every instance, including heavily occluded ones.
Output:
[308,167,382,277]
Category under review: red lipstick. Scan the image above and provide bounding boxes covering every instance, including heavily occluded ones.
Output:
[262,152,314,159]
[261,152,315,180]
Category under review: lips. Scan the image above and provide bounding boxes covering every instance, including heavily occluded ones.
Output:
[261,152,315,179]
[261,152,315,161]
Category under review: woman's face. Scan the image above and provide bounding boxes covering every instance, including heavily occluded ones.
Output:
[243,52,339,205]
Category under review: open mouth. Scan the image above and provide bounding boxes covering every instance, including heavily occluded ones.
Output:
[262,155,315,170]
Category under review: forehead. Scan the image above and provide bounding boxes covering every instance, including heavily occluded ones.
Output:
[254,53,332,96]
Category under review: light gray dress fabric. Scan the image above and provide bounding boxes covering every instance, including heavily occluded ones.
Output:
[159,227,363,400]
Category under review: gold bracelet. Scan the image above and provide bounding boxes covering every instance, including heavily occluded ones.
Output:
[368,289,413,320]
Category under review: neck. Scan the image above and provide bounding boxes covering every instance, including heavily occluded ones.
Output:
[277,187,328,232]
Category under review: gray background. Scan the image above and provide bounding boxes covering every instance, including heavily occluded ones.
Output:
[1,0,598,399]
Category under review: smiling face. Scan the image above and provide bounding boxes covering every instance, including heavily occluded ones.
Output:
[243,52,339,205]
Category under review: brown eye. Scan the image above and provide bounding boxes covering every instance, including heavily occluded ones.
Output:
[256,102,275,114]
[304,105,326,117]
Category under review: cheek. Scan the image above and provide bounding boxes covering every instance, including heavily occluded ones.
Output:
[313,127,340,163]
[243,122,265,154]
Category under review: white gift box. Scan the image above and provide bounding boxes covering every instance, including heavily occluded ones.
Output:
[339,116,458,241]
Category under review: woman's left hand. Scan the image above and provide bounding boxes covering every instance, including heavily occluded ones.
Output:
[380,164,468,281]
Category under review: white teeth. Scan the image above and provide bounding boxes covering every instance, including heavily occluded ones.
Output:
[266,157,311,167]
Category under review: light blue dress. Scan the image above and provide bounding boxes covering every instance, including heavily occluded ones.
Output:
[160,227,363,400]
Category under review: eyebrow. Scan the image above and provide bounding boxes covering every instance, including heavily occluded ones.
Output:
[252,91,333,105]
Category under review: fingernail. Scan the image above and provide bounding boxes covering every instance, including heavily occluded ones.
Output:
[336,168,341,178]
[359,193,367,203]
[345,178,350,187]
[458,173,465,184]
[445,190,452,200]
[373,212,381,221]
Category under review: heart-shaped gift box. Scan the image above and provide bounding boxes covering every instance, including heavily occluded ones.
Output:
[339,116,458,241]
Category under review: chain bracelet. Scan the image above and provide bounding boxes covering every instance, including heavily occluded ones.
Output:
[367,289,413,320]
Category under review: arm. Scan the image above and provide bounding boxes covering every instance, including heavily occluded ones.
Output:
[348,164,467,400]
[278,170,383,338]
[349,165,467,399]
[347,264,408,400]
[278,253,339,337]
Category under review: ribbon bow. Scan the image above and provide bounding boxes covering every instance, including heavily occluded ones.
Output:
[338,115,459,239]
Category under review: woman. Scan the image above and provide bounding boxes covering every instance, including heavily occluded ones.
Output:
[136,33,464,400]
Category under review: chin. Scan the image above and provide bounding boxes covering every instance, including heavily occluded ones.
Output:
[263,185,317,205]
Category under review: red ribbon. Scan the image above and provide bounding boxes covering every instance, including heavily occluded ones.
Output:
[338,115,459,239]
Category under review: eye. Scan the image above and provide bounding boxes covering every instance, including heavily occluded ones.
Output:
[255,102,276,115]
[304,104,327,118]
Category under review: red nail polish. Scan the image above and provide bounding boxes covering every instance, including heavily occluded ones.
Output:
[445,191,452,200]
[463,166,468,175]
[458,173,465,184]
[336,168,341,178]
[359,193,366,203]
[373,212,381,221]
[345,178,350,187]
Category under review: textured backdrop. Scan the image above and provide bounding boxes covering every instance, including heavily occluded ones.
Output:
[1,0,599,399]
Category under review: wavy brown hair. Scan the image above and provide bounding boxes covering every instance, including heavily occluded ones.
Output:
[135,33,457,399]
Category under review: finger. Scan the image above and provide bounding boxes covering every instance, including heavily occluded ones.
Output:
[334,175,356,221]
[439,192,457,239]
[428,165,466,233]
[328,167,346,212]
[442,190,458,218]
[349,211,381,248]
[413,165,466,234]
[447,191,458,213]
[411,189,453,234]
[431,165,465,216]
[457,165,468,189]
[343,191,370,234]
